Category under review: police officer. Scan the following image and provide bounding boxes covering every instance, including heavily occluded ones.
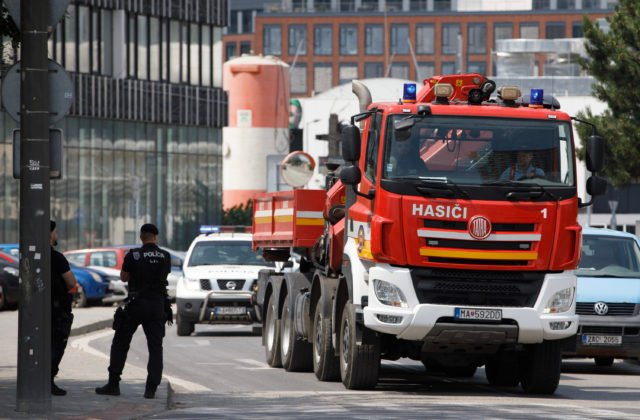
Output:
[51,220,78,396]
[95,223,171,399]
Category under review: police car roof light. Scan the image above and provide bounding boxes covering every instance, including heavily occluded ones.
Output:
[200,225,220,234]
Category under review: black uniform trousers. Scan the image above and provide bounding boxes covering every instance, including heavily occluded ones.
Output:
[52,311,74,378]
[108,294,165,387]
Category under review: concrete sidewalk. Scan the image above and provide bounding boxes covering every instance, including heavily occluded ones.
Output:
[0,306,173,419]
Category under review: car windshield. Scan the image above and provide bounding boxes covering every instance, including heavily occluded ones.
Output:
[577,234,640,278]
[188,241,274,267]
[383,116,575,187]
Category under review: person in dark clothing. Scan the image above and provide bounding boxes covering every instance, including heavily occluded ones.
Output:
[95,223,171,399]
[50,220,78,396]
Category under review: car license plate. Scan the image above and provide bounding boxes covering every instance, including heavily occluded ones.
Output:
[582,334,622,346]
[454,307,502,321]
[213,306,246,315]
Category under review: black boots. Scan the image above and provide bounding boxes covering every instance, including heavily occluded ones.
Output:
[95,381,120,396]
[51,381,66,396]
[144,380,157,399]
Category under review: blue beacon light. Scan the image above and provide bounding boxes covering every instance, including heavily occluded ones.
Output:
[403,83,417,103]
[530,89,544,107]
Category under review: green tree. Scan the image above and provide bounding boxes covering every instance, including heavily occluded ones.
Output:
[222,200,253,226]
[576,0,640,187]
[0,5,20,74]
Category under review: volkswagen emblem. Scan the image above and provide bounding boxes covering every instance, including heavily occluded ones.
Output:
[225,281,237,290]
[594,301,609,315]
[468,215,492,240]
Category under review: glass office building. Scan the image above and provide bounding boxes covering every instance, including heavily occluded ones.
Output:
[0,0,228,251]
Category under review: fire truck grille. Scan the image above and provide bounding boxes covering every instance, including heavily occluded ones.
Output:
[576,303,637,316]
[425,239,531,251]
[410,268,544,307]
[424,220,535,232]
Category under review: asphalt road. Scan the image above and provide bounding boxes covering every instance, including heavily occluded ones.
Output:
[86,323,640,419]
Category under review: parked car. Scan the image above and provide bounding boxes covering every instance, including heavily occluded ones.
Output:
[69,264,110,308]
[64,245,184,298]
[563,227,640,366]
[175,232,274,336]
[0,244,19,258]
[0,259,20,310]
[87,265,127,304]
[0,251,17,263]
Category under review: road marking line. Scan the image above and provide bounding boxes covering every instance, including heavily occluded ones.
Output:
[234,358,271,369]
[194,339,210,346]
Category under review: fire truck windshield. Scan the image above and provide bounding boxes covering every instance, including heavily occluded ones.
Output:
[383,115,575,187]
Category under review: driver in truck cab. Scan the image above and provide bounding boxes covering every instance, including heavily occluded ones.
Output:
[388,132,428,177]
[500,149,545,181]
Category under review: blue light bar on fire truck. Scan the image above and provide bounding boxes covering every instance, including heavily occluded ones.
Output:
[403,83,417,103]
[530,89,544,108]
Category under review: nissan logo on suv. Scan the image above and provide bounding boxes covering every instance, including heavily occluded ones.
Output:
[225,281,237,290]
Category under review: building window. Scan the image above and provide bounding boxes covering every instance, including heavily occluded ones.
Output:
[359,0,378,12]
[314,0,332,12]
[291,63,307,94]
[416,24,435,55]
[572,21,583,37]
[100,9,113,76]
[441,61,457,74]
[65,4,77,72]
[390,62,409,79]
[78,6,90,73]
[441,23,460,55]
[364,62,384,78]
[520,23,539,39]
[229,10,239,34]
[340,0,356,11]
[314,25,333,55]
[532,0,550,9]
[202,26,212,86]
[391,24,409,54]
[417,61,434,80]
[340,24,358,55]
[410,0,429,11]
[169,20,180,83]
[149,17,160,81]
[240,41,251,55]
[582,0,600,8]
[241,10,254,34]
[493,22,513,48]
[137,15,148,80]
[386,0,403,11]
[467,23,487,54]
[468,61,487,75]
[314,63,333,93]
[263,25,282,55]
[226,42,237,60]
[546,22,565,39]
[365,24,383,55]
[180,23,188,83]
[289,25,307,56]
[434,0,452,11]
[339,63,358,84]
[557,0,576,8]
[91,9,99,73]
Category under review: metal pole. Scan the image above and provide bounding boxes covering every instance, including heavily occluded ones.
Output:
[16,0,51,413]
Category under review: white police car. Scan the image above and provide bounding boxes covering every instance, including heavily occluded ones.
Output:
[175,230,274,336]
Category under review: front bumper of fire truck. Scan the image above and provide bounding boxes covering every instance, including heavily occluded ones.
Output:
[362,264,578,344]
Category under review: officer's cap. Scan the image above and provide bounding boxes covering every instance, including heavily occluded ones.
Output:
[140,223,159,235]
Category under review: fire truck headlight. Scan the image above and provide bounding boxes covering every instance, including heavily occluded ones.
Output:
[544,287,574,314]
[373,279,408,308]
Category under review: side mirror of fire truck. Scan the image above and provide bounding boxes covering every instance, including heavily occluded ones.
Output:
[586,135,604,173]
[341,125,361,162]
[340,165,361,185]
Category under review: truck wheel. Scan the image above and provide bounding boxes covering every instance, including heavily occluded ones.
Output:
[339,302,380,389]
[280,292,312,372]
[520,340,562,394]
[312,303,339,381]
[485,353,520,387]
[264,293,282,368]
[594,356,614,367]
[176,313,194,336]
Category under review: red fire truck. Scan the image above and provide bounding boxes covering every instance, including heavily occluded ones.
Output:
[252,74,606,394]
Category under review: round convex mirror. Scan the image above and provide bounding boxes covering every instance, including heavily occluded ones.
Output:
[280,151,316,188]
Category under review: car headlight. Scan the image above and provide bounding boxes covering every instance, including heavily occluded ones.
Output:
[3,266,19,277]
[544,287,574,314]
[183,277,201,291]
[90,272,102,282]
[373,279,408,308]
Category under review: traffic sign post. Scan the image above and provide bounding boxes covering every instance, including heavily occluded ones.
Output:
[14,0,52,413]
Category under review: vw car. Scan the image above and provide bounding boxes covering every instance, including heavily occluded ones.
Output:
[176,232,274,336]
[563,228,640,366]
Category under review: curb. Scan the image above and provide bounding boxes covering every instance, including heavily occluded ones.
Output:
[70,319,112,337]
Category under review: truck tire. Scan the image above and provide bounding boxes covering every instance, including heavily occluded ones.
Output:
[176,313,194,337]
[264,293,282,368]
[312,303,340,381]
[520,340,562,394]
[594,356,614,367]
[339,302,380,389]
[280,292,312,372]
[485,353,520,387]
